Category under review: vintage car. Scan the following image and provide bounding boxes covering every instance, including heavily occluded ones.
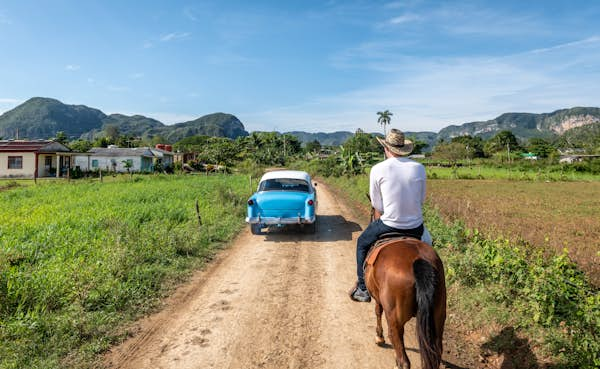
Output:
[246,170,317,234]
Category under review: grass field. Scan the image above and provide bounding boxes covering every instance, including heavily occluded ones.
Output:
[425,165,600,181]
[0,174,250,369]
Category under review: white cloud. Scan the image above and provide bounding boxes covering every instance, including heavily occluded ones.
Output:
[530,36,600,54]
[388,13,421,25]
[65,64,80,71]
[160,32,190,42]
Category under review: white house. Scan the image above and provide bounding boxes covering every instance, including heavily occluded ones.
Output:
[0,140,73,179]
[74,146,155,173]
[148,147,174,168]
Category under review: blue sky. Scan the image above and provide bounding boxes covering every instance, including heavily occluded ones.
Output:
[0,0,599,133]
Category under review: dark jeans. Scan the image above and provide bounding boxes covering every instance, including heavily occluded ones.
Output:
[356,219,424,290]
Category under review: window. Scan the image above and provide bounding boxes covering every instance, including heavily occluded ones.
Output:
[45,156,52,166]
[259,178,310,192]
[8,156,23,169]
[92,159,99,168]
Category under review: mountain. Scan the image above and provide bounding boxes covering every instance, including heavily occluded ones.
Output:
[558,121,600,151]
[1,98,597,148]
[0,97,106,139]
[0,97,249,141]
[405,131,438,150]
[286,131,354,146]
[438,107,600,141]
[154,113,249,142]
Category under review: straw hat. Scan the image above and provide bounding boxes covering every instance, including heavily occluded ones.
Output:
[376,129,414,156]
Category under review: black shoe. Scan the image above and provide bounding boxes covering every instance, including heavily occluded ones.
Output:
[350,286,371,302]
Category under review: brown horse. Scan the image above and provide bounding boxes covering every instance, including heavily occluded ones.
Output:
[364,236,446,369]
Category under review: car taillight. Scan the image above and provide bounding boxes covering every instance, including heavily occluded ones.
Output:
[307,199,314,206]
[248,199,254,205]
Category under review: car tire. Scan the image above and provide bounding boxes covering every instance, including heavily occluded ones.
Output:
[250,223,262,235]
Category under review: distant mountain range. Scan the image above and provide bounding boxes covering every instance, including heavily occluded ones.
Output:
[1,97,598,149]
[0,97,248,141]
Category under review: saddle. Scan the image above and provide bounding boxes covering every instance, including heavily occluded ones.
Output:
[364,232,421,270]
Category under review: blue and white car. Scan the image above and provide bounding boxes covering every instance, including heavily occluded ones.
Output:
[246,170,317,234]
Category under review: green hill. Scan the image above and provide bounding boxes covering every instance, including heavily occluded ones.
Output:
[0,97,106,139]
[0,97,249,142]
[160,113,249,141]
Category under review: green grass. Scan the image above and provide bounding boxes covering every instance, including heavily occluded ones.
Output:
[321,175,599,368]
[425,165,600,181]
[0,174,250,369]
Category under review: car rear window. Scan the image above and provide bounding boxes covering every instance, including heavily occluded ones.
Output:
[259,178,311,192]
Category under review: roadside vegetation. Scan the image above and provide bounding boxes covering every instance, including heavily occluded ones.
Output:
[0,175,249,369]
[322,175,599,368]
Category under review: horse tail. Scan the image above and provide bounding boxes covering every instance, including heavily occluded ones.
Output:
[413,258,441,369]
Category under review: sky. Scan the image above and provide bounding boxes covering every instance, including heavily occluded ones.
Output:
[0,0,599,133]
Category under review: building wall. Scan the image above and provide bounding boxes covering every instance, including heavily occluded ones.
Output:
[0,152,36,178]
[74,155,153,173]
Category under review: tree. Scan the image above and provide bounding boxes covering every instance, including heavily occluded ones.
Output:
[377,110,393,135]
[54,131,69,145]
[343,131,381,154]
[527,138,556,158]
[433,142,469,165]
[305,139,322,153]
[69,139,92,153]
[484,130,520,157]
[408,136,429,155]
[450,135,485,158]
[105,125,119,141]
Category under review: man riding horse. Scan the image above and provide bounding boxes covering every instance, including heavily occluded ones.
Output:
[350,128,432,302]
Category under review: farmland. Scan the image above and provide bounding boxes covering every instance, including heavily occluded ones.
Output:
[428,179,600,285]
[0,175,249,369]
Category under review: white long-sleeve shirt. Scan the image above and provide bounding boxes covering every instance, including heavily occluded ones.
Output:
[369,157,426,229]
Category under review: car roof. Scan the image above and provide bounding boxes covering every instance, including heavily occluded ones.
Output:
[259,170,311,183]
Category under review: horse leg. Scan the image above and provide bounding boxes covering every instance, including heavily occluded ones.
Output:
[387,311,410,369]
[375,302,385,346]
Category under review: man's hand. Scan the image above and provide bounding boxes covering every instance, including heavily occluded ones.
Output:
[373,209,382,220]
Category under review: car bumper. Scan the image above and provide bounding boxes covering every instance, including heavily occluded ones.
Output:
[246,215,316,225]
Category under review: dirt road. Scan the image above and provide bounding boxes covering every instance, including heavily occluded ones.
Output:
[105,182,424,369]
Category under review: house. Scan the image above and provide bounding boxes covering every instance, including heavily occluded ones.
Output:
[521,152,538,160]
[0,140,73,179]
[73,146,155,173]
[559,154,600,164]
[148,146,174,168]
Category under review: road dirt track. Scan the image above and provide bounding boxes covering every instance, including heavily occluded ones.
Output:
[105,182,426,369]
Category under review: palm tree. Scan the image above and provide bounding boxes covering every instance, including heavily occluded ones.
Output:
[377,110,393,136]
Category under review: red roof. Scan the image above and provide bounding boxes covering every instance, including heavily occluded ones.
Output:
[0,140,70,152]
